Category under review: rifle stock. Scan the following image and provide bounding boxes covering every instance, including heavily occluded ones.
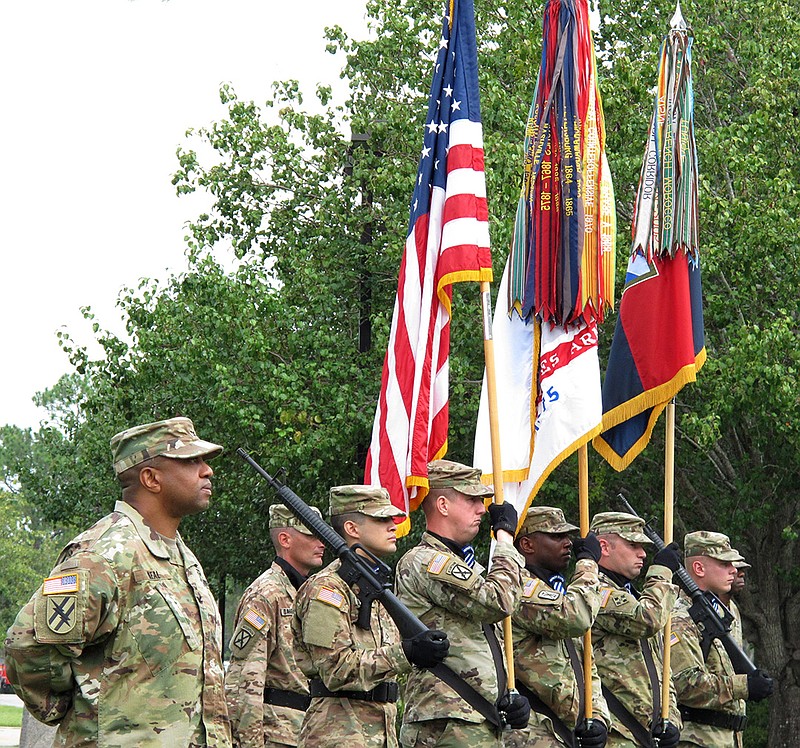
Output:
[617,494,756,675]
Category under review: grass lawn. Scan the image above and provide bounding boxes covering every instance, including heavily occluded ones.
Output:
[0,703,22,727]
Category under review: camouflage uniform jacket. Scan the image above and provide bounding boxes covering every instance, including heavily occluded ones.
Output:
[291,559,411,748]
[395,533,525,724]
[4,500,230,748]
[592,566,680,744]
[226,561,308,747]
[512,560,610,739]
[670,591,747,748]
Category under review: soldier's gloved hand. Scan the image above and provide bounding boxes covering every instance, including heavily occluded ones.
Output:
[497,690,530,729]
[651,721,680,748]
[653,542,681,572]
[654,723,680,748]
[573,532,602,563]
[574,718,607,747]
[487,503,518,537]
[402,629,449,668]
[747,669,775,701]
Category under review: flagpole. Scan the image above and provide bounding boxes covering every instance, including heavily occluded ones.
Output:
[578,444,594,720]
[480,280,516,690]
[661,398,676,720]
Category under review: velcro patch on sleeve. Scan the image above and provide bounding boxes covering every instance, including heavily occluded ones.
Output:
[670,630,681,646]
[536,588,562,602]
[244,608,267,630]
[522,578,541,599]
[42,574,79,595]
[427,553,449,575]
[599,588,614,608]
[315,586,345,609]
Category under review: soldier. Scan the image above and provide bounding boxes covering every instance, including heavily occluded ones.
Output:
[590,512,681,748]
[508,506,610,748]
[670,532,773,747]
[291,485,449,748]
[395,459,530,748]
[4,416,231,747]
[226,503,326,747]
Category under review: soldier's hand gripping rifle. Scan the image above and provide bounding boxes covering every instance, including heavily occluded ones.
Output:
[238,448,514,731]
[617,494,757,675]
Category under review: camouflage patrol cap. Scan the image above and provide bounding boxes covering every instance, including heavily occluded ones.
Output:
[110,417,223,475]
[590,511,652,545]
[427,459,494,498]
[519,506,579,536]
[329,485,406,518]
[733,554,752,570]
[269,503,321,535]
[684,531,745,562]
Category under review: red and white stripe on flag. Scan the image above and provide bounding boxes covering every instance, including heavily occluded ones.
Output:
[364,119,492,535]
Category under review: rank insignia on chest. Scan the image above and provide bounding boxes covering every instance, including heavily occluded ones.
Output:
[448,563,472,581]
[244,609,267,630]
[232,627,254,650]
[316,586,345,609]
[46,595,77,634]
[43,574,79,595]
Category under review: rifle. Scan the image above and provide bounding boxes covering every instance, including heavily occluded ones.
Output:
[238,448,509,730]
[617,494,756,675]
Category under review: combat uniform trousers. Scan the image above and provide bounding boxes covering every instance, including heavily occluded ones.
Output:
[395,533,525,748]
[291,560,411,748]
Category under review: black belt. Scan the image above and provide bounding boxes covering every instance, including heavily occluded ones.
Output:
[309,679,399,703]
[680,705,747,732]
[263,687,311,712]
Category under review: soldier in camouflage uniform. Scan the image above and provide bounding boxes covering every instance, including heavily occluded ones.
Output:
[292,485,449,748]
[395,459,530,748]
[590,512,681,748]
[226,503,325,747]
[508,506,610,748]
[670,532,773,748]
[4,416,231,747]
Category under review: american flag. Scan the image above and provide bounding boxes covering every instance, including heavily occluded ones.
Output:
[43,574,79,595]
[364,0,492,533]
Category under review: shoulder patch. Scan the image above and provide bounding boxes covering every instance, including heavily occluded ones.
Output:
[599,588,614,608]
[315,586,345,609]
[427,553,449,575]
[522,578,540,598]
[42,574,79,595]
[244,608,267,630]
[536,588,561,602]
[670,630,680,645]
[448,563,473,582]
[231,625,256,654]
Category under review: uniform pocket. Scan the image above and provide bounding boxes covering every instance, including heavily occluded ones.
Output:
[113,580,199,678]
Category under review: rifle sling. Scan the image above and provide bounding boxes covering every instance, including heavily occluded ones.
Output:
[516,681,576,747]
[601,685,654,748]
[564,637,586,720]
[429,662,504,730]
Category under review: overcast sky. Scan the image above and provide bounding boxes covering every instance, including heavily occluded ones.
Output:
[0,0,367,429]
